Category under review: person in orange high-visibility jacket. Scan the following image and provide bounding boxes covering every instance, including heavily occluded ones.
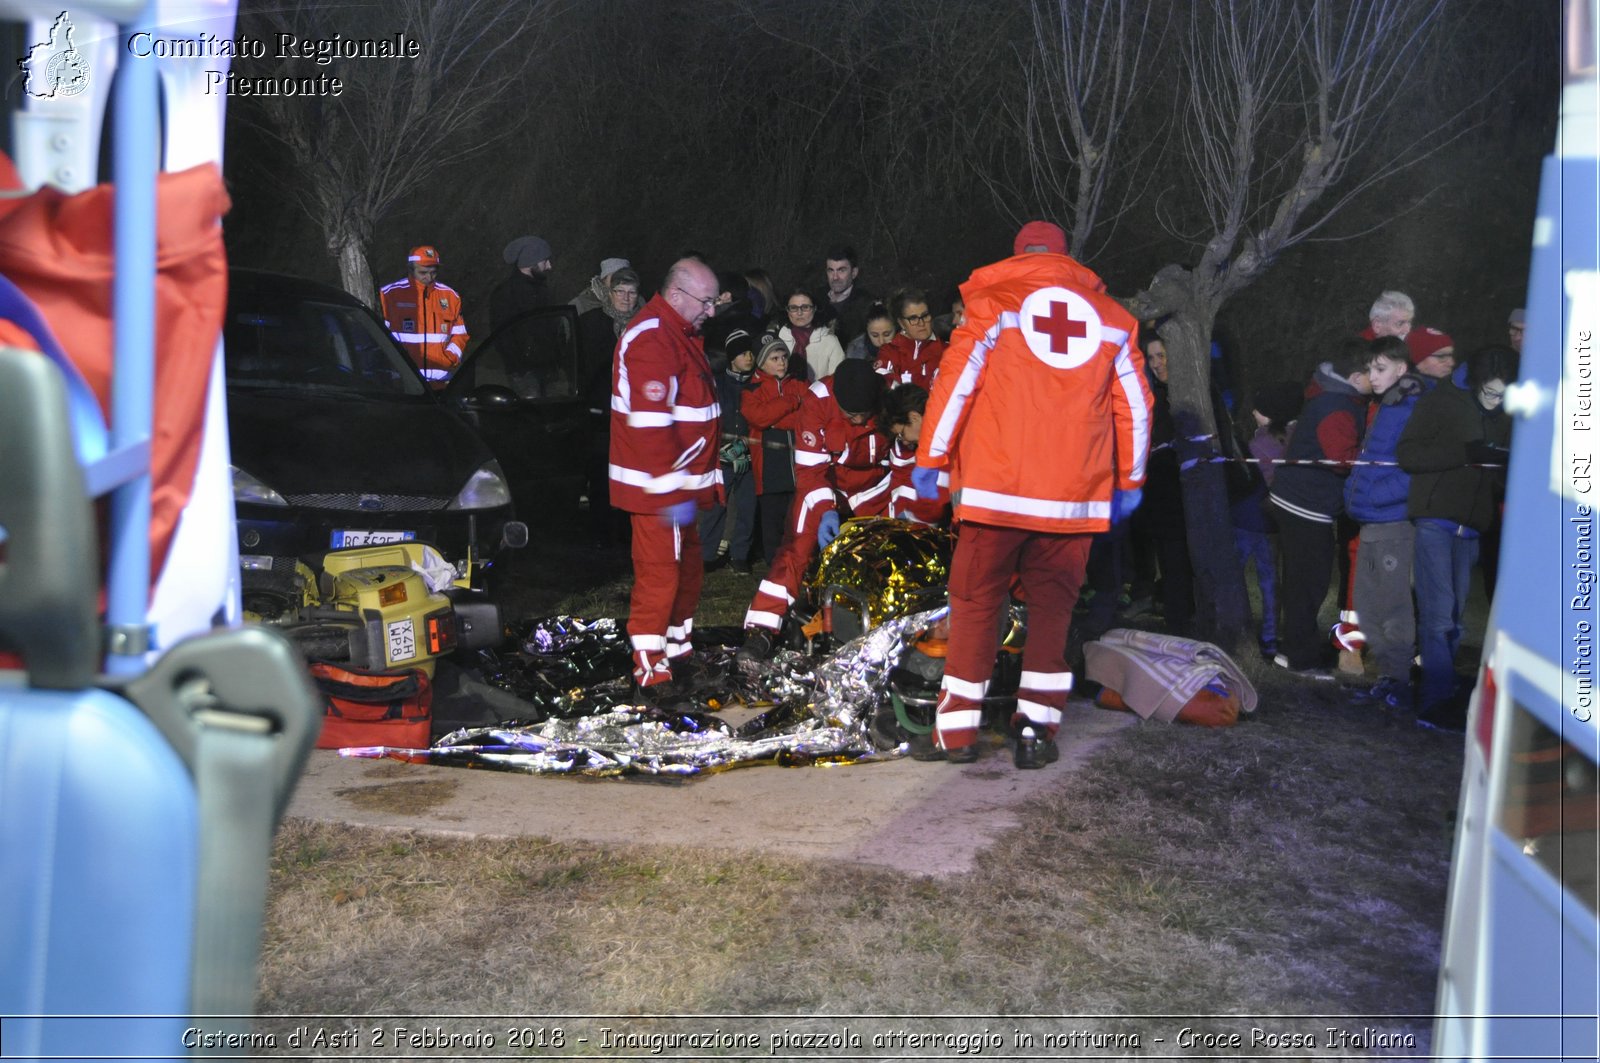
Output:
[610,258,725,700]
[380,245,469,388]
[912,220,1154,769]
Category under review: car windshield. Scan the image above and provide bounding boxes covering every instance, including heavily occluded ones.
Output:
[224,295,428,397]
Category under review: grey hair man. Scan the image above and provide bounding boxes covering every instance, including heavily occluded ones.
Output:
[1364,291,1415,339]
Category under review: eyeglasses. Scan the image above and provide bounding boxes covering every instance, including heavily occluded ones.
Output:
[674,287,717,310]
[787,303,815,313]
[1480,386,1506,402]
[900,312,932,323]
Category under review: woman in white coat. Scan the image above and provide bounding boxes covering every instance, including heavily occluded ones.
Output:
[768,286,845,382]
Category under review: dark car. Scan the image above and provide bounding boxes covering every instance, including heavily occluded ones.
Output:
[442,304,589,510]
[225,269,523,614]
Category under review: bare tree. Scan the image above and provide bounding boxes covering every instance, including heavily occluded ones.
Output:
[729,0,1022,275]
[1073,0,1463,649]
[972,0,1166,261]
[238,0,558,305]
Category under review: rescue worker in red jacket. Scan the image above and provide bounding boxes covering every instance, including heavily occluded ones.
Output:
[913,221,1153,769]
[609,258,724,701]
[883,383,951,525]
[873,288,946,388]
[736,359,890,666]
[379,245,469,389]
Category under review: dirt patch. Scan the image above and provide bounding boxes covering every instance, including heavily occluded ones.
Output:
[332,779,461,815]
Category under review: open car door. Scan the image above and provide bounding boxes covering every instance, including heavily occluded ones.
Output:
[443,304,589,511]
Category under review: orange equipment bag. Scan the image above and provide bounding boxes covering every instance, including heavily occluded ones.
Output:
[309,663,433,750]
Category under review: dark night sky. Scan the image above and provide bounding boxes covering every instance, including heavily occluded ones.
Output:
[216,0,1559,391]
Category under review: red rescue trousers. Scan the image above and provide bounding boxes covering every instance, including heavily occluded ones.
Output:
[628,513,704,688]
[742,485,889,633]
[934,523,1092,751]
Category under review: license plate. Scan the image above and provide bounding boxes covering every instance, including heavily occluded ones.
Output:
[330,529,416,548]
[386,617,417,663]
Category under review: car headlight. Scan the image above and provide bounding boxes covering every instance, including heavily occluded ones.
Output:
[231,464,287,506]
[448,461,512,510]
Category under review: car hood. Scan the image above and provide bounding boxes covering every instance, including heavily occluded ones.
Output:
[227,388,492,498]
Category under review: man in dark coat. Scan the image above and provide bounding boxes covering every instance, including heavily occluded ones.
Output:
[819,244,876,348]
[1396,345,1518,730]
[490,234,555,332]
[488,234,558,396]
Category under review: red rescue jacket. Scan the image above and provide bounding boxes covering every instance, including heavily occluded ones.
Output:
[888,439,950,525]
[874,333,946,389]
[919,252,1152,535]
[608,293,722,513]
[740,370,808,495]
[792,374,892,527]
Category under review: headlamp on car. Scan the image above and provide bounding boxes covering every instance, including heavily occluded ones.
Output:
[231,464,287,506]
[448,461,512,510]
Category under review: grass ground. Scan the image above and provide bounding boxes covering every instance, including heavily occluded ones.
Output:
[254,522,1472,1057]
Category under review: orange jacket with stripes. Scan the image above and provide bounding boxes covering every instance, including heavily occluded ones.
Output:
[380,276,468,386]
[918,252,1153,535]
[608,292,723,513]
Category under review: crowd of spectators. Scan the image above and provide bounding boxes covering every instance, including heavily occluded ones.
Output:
[381,238,1521,734]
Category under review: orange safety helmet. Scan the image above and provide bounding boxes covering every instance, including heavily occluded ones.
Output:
[408,245,440,267]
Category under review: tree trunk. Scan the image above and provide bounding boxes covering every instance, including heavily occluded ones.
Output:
[330,227,376,311]
[1136,271,1252,653]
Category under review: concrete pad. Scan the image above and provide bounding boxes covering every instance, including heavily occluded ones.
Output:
[285,699,1137,877]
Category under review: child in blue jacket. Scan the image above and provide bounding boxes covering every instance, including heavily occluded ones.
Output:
[1344,338,1425,709]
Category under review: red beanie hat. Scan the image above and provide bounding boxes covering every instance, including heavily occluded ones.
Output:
[1405,326,1454,364]
[1014,220,1067,256]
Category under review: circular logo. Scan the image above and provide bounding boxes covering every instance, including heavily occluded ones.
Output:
[46,50,89,97]
[801,431,818,447]
[643,380,667,402]
[1019,286,1103,370]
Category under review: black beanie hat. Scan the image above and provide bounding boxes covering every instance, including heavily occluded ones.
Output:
[724,329,756,361]
[831,358,883,415]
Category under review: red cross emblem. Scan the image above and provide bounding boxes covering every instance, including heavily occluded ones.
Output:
[1019,286,1104,369]
[1032,301,1089,354]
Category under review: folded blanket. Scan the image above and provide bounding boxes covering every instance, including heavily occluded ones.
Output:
[1084,628,1258,723]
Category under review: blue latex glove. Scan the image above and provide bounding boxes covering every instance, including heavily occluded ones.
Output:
[660,500,698,527]
[911,465,940,500]
[1111,487,1143,524]
[816,510,842,549]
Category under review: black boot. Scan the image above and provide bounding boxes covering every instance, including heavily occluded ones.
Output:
[734,628,775,675]
[634,676,696,712]
[1013,726,1060,770]
[941,741,980,764]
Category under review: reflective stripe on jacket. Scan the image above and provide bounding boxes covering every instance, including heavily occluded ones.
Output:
[889,439,950,524]
[608,293,723,513]
[919,252,1152,535]
[791,375,891,530]
[380,277,468,385]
